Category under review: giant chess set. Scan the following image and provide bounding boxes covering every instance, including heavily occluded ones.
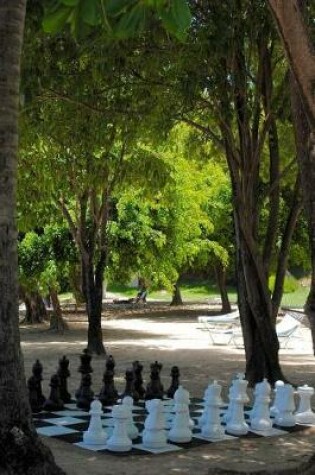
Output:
[28,350,315,455]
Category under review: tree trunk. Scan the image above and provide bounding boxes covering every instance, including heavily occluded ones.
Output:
[24,291,47,324]
[0,2,64,473]
[69,261,85,305]
[170,282,183,306]
[83,257,106,354]
[235,212,286,386]
[267,0,315,129]
[49,288,68,332]
[290,69,315,354]
[214,263,231,313]
[20,287,47,324]
[271,176,303,321]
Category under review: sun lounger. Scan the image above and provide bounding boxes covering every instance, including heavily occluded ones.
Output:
[197,309,240,332]
[207,311,304,348]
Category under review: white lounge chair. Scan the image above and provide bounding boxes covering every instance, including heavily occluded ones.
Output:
[197,309,240,331]
[208,311,304,348]
[197,309,240,344]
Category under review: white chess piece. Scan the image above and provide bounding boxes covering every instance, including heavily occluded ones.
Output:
[83,399,108,445]
[106,405,132,452]
[270,380,284,417]
[295,385,315,424]
[274,384,296,427]
[122,396,139,440]
[250,379,273,431]
[201,380,225,439]
[222,379,237,424]
[226,375,249,435]
[168,385,193,443]
[143,399,168,449]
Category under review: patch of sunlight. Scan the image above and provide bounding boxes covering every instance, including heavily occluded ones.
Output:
[22,341,86,347]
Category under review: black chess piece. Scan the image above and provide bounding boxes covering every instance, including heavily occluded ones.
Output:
[28,375,42,413]
[57,355,72,403]
[32,359,46,406]
[121,368,139,401]
[78,348,93,375]
[76,349,93,406]
[99,369,119,406]
[76,373,94,410]
[145,361,164,400]
[43,374,64,411]
[166,366,180,398]
[133,360,145,400]
[106,354,115,373]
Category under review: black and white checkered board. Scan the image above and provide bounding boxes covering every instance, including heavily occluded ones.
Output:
[33,398,311,456]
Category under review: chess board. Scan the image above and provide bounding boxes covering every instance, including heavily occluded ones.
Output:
[33,398,313,456]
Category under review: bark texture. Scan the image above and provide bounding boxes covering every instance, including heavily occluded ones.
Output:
[49,288,68,332]
[214,263,231,314]
[170,282,183,306]
[0,2,64,473]
[290,72,315,354]
[267,0,315,129]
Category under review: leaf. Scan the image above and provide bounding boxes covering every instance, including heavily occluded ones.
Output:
[105,0,133,17]
[158,0,191,41]
[42,6,71,33]
[172,0,191,31]
[60,0,79,6]
[114,3,146,39]
[81,0,101,26]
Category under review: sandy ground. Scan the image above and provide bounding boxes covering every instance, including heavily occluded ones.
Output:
[20,303,315,474]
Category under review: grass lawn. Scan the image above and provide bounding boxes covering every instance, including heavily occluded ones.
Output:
[105,281,309,308]
[60,280,309,309]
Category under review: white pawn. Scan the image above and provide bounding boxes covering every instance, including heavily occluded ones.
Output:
[275,384,296,427]
[222,373,244,424]
[106,405,132,452]
[168,386,192,443]
[201,380,225,439]
[83,399,107,445]
[270,380,284,417]
[122,396,139,440]
[250,379,271,421]
[295,385,315,424]
[199,382,222,428]
[250,379,273,432]
[222,380,236,424]
[226,375,249,435]
[143,399,168,449]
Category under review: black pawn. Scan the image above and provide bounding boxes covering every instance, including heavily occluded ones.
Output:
[106,354,115,373]
[57,355,71,403]
[76,373,94,410]
[145,361,164,400]
[133,360,145,400]
[121,368,139,401]
[99,369,119,406]
[43,374,64,411]
[166,366,180,398]
[28,375,42,413]
[78,348,93,375]
[32,359,45,406]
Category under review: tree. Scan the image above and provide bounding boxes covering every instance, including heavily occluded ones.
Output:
[108,127,230,307]
[0,1,64,473]
[143,1,301,384]
[267,0,315,353]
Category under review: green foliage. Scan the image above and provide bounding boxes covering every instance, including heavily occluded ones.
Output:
[269,273,299,294]
[108,124,232,289]
[18,225,75,295]
[43,0,191,40]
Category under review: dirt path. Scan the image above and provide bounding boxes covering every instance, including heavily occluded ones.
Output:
[20,303,315,474]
